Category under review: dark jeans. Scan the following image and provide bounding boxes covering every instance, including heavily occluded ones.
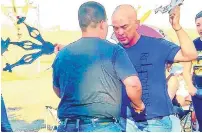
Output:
[1,95,13,132]
[192,86,202,132]
[57,120,123,132]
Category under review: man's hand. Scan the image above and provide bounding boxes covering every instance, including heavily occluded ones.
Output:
[54,43,65,54]
[131,101,145,114]
[169,6,181,31]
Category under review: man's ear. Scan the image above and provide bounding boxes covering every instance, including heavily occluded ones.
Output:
[135,20,140,29]
[99,20,106,30]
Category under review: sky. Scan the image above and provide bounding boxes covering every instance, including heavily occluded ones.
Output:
[1,0,202,30]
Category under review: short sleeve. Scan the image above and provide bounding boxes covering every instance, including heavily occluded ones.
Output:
[160,39,180,63]
[113,45,138,81]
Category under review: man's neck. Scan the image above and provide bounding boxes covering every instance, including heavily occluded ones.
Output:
[82,30,102,39]
[124,33,141,48]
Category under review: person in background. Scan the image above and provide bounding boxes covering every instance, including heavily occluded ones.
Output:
[1,39,13,132]
[166,63,182,132]
[183,10,202,132]
[1,95,13,132]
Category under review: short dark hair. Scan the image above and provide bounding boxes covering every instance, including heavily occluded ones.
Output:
[78,1,107,31]
[195,11,202,21]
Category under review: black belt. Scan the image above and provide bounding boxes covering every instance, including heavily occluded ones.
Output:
[60,117,117,125]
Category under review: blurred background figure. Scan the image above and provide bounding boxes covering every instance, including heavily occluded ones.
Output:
[1,95,13,132]
[183,11,202,132]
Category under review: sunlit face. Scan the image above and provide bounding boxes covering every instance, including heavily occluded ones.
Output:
[112,16,138,46]
[196,17,202,38]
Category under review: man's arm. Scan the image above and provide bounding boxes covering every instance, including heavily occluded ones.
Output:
[181,61,197,96]
[169,6,197,62]
[167,75,179,100]
[123,76,144,112]
[173,29,197,62]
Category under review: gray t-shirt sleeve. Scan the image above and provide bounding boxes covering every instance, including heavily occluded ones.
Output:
[113,46,138,81]
[160,39,180,63]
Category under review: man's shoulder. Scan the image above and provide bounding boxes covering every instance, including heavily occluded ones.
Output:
[101,39,120,48]
[55,42,74,60]
[60,39,82,52]
[140,35,172,47]
[194,37,200,43]
[140,35,166,43]
[97,39,125,54]
[193,37,201,45]
[77,37,119,49]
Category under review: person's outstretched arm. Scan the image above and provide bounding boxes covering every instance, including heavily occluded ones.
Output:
[169,6,197,62]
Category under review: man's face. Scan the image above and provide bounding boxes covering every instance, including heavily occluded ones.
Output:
[196,17,202,38]
[112,16,138,45]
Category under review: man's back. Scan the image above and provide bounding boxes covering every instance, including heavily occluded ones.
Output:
[121,35,180,120]
[53,37,124,120]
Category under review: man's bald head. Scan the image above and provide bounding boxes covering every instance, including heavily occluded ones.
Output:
[111,4,140,47]
[112,4,137,22]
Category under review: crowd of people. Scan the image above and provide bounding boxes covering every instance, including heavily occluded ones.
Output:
[1,1,202,132]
